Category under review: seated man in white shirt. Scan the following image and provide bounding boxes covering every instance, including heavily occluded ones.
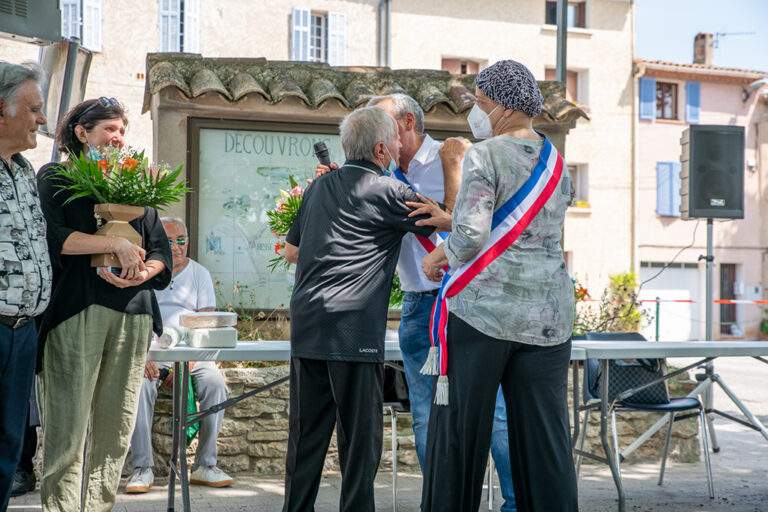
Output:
[125,217,233,493]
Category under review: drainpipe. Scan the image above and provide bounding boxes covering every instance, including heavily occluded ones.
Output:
[630,1,639,273]
[378,0,384,66]
[386,0,391,67]
[378,0,391,67]
[555,0,567,83]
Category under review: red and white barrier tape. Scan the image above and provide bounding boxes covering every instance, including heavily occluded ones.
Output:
[581,299,768,305]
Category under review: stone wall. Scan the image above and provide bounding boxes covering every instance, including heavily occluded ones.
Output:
[125,364,700,476]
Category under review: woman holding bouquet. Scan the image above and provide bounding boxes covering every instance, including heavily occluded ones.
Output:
[36,97,172,511]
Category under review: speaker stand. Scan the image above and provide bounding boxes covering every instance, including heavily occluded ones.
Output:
[700,218,720,451]
[697,218,768,451]
[619,220,768,460]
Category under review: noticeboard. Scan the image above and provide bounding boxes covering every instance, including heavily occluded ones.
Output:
[188,118,344,310]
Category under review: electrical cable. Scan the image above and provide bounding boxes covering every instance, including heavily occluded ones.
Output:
[578,220,701,333]
[640,219,701,289]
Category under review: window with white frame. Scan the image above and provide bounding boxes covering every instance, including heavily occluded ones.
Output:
[60,0,102,52]
[292,7,346,66]
[159,0,199,53]
[568,163,589,207]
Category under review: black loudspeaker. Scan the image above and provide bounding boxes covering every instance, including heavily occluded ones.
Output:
[680,125,745,219]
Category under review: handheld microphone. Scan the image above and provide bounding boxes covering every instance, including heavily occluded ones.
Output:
[313,141,331,167]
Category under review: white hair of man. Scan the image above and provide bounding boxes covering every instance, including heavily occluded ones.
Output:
[339,106,397,161]
[0,61,45,116]
[367,93,425,135]
[160,216,188,237]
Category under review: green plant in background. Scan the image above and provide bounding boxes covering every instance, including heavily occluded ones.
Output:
[760,309,768,335]
[389,272,404,308]
[573,270,649,335]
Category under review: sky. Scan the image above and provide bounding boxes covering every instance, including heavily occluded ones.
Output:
[635,0,768,72]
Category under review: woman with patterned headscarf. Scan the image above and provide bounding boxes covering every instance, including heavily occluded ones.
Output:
[419,60,578,512]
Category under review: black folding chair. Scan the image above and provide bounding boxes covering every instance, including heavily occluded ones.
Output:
[574,332,714,498]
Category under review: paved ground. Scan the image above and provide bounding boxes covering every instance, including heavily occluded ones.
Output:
[9,356,768,511]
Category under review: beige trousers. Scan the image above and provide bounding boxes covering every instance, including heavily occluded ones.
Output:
[39,304,152,512]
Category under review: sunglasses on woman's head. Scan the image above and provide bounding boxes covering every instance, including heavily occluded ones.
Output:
[168,237,187,246]
[79,97,120,118]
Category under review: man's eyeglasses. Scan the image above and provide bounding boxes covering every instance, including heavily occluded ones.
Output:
[168,237,188,247]
[79,97,120,118]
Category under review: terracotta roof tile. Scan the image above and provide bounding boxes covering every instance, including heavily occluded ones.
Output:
[307,78,349,108]
[268,72,308,104]
[189,68,231,100]
[228,72,268,102]
[143,53,587,124]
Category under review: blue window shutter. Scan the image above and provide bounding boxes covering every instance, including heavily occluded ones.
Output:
[685,82,700,124]
[639,77,656,120]
[656,162,681,217]
[656,162,672,216]
[672,162,682,216]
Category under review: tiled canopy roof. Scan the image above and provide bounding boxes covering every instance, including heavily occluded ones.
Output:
[635,59,768,84]
[143,53,587,124]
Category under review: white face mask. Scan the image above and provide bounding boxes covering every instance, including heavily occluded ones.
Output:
[467,104,500,139]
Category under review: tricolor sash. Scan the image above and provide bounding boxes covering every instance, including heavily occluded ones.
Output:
[392,169,449,270]
[420,135,564,405]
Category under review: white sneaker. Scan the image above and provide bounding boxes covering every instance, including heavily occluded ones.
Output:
[189,465,235,488]
[125,467,154,493]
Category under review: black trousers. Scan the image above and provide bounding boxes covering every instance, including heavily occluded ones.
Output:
[421,314,578,512]
[283,357,384,512]
[0,321,37,511]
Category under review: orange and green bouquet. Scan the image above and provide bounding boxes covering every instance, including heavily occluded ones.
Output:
[266,176,304,272]
[52,146,190,209]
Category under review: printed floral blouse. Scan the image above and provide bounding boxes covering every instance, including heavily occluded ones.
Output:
[443,135,575,346]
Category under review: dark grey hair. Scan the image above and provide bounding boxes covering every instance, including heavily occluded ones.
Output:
[367,93,425,134]
[0,61,45,116]
[160,216,188,237]
[339,106,397,161]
